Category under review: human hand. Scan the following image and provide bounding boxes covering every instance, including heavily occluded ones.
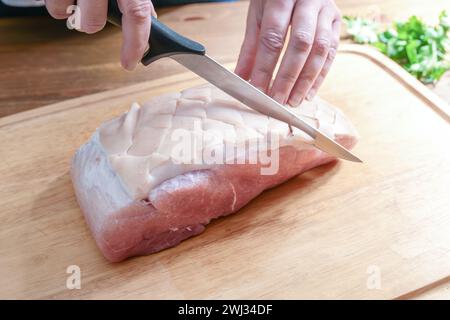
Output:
[235,0,341,106]
[45,0,156,70]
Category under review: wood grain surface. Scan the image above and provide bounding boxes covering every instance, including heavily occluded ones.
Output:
[1,45,449,299]
[1,0,449,117]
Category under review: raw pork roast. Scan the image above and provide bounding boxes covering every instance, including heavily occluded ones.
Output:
[71,84,358,262]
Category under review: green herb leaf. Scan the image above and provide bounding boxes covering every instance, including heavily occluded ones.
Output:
[343,11,450,83]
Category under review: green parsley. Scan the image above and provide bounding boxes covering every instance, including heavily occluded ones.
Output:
[343,11,450,84]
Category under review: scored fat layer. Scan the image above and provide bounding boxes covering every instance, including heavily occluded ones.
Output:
[98,84,350,200]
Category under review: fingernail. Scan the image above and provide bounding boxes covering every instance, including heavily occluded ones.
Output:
[306,90,316,101]
[288,95,303,107]
[123,60,138,71]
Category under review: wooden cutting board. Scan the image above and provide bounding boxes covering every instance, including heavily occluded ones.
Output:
[1,45,449,299]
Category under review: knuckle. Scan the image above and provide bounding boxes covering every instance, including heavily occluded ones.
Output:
[278,71,299,83]
[255,63,273,76]
[124,0,152,21]
[291,31,314,52]
[327,46,337,61]
[260,28,285,53]
[314,38,331,56]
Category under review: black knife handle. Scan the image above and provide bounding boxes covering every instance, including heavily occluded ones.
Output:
[107,0,205,65]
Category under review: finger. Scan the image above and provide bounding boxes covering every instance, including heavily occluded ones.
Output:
[235,1,260,80]
[77,0,108,34]
[118,0,153,71]
[307,17,341,101]
[45,0,75,19]
[269,1,320,104]
[249,0,295,93]
[288,7,335,107]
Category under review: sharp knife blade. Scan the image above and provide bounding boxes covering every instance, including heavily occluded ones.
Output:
[172,53,362,163]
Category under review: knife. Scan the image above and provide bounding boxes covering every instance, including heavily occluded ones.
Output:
[107,0,362,162]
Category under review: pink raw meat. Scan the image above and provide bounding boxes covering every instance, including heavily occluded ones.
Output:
[71,84,358,262]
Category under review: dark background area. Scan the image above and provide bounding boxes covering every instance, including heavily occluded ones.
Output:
[0,0,233,17]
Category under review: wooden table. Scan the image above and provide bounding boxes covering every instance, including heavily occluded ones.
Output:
[0,0,449,300]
